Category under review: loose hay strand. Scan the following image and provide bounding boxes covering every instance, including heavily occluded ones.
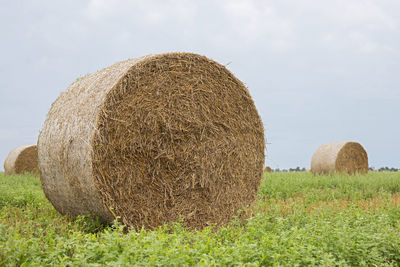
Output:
[38,52,265,230]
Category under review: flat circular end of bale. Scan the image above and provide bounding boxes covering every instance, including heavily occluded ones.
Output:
[38,52,265,229]
[4,145,39,175]
[310,141,368,175]
[335,142,368,174]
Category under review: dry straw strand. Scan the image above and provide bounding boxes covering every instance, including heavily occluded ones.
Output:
[311,141,368,175]
[38,52,265,230]
[4,145,39,175]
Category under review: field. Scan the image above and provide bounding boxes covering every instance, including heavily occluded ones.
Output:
[1,171,400,266]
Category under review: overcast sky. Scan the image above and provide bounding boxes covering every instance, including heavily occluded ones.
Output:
[1,0,399,170]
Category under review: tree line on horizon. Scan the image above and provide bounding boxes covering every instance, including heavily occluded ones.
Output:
[272,167,400,172]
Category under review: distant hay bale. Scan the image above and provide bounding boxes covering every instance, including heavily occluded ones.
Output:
[4,145,39,175]
[264,166,272,173]
[311,141,368,175]
[38,52,265,230]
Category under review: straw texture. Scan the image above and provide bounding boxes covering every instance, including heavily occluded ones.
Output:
[4,145,39,175]
[311,141,368,175]
[38,52,265,229]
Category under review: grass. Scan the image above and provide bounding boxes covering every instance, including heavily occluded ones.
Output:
[1,171,400,266]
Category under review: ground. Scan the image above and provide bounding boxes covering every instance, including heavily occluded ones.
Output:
[1,171,400,266]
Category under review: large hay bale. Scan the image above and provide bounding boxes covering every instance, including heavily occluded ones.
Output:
[4,145,39,175]
[311,141,368,175]
[38,52,265,229]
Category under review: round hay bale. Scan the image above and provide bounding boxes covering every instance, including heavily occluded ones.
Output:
[311,141,368,175]
[4,145,39,175]
[264,166,272,173]
[38,52,265,229]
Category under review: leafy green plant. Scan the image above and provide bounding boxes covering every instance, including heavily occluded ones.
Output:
[1,171,400,266]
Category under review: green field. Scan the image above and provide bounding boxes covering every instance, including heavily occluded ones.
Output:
[1,171,400,266]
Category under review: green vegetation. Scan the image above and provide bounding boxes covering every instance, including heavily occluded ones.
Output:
[1,171,400,266]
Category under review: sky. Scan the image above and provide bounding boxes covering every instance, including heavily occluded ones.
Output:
[0,0,399,170]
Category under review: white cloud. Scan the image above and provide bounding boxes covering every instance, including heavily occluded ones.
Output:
[79,0,400,55]
[339,1,397,31]
[84,0,197,24]
[84,0,119,20]
[221,0,294,49]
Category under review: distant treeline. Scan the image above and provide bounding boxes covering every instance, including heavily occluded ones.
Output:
[273,167,306,172]
[272,167,400,172]
[370,167,400,172]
